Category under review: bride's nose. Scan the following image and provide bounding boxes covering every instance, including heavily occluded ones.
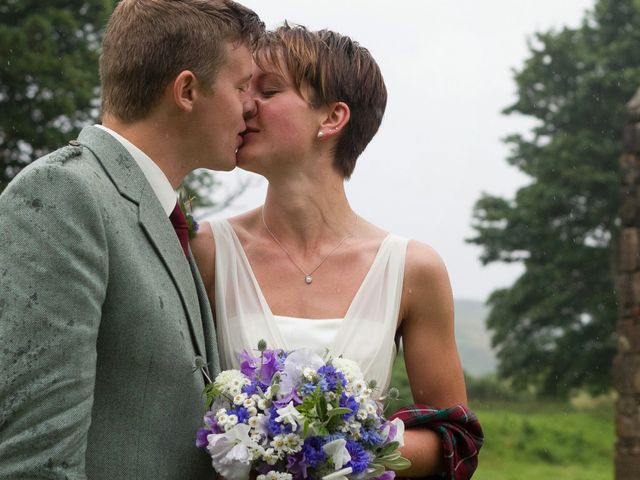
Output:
[243,96,257,120]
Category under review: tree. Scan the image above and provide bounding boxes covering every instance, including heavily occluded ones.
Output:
[0,0,114,191]
[468,0,640,396]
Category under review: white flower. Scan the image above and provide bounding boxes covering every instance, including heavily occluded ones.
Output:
[303,367,317,380]
[234,393,248,405]
[214,370,248,396]
[382,417,406,448]
[247,406,258,417]
[207,423,263,480]
[257,398,270,410]
[352,379,368,393]
[270,434,287,452]
[332,358,363,382]
[262,448,279,465]
[279,349,324,398]
[322,438,351,470]
[225,414,239,428]
[322,467,353,480]
[257,471,293,480]
[284,433,303,453]
[275,401,303,430]
[391,417,405,447]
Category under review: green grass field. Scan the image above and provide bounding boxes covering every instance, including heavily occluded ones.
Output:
[388,354,614,479]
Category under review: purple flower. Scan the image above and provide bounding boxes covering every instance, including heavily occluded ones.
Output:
[239,350,283,385]
[286,452,307,480]
[196,427,212,448]
[371,471,396,480]
[345,440,370,474]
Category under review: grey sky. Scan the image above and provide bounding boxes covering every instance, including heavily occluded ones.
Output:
[205,0,595,301]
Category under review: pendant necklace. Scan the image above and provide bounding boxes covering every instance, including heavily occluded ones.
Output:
[261,206,358,285]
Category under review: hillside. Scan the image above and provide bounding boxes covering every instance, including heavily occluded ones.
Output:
[454,299,496,376]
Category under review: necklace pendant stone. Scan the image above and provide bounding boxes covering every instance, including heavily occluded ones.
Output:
[305,275,313,284]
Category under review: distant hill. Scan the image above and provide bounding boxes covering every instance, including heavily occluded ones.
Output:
[453,299,496,377]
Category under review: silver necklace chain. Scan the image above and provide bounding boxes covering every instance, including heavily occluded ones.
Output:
[261,206,358,285]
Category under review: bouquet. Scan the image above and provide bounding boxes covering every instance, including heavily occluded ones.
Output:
[196,342,410,480]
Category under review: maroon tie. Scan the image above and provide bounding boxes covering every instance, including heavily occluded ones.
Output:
[169,202,189,256]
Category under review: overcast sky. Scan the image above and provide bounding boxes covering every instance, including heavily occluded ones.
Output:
[204,0,595,302]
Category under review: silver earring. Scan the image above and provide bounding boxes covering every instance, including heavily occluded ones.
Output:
[317,130,324,138]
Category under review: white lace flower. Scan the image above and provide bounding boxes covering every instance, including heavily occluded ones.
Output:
[284,433,303,453]
[270,434,287,452]
[214,370,246,396]
[258,471,293,480]
[303,367,317,380]
[262,448,279,465]
[332,358,363,382]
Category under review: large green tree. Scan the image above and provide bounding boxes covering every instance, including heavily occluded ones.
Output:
[0,0,114,191]
[0,1,227,211]
[469,0,640,396]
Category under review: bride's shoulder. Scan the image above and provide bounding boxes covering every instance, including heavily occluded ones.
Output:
[226,208,262,242]
[404,239,450,286]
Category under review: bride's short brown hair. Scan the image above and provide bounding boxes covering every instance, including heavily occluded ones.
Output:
[256,24,387,179]
[100,0,263,123]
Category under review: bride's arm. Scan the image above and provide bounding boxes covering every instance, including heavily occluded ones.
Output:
[395,240,469,477]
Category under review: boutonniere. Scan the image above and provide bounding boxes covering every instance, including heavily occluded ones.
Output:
[178,192,199,240]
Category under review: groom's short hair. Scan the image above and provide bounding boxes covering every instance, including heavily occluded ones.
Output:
[255,24,387,179]
[100,0,263,123]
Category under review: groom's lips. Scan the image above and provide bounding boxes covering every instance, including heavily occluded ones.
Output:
[239,127,259,146]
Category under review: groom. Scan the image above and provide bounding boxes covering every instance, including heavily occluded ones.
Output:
[0,1,262,478]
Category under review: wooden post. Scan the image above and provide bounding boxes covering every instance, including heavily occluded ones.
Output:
[614,87,640,479]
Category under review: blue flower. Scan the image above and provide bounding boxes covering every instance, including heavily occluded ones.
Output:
[361,428,384,447]
[228,406,250,424]
[317,365,345,391]
[268,405,293,435]
[301,436,327,468]
[339,393,358,419]
[345,440,370,474]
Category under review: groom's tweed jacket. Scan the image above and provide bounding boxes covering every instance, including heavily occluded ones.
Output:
[0,126,219,479]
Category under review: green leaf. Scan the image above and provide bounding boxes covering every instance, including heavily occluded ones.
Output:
[377,441,400,457]
[377,454,411,471]
[327,407,352,418]
[364,464,385,479]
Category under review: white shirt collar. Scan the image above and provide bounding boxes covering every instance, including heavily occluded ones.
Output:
[95,124,176,216]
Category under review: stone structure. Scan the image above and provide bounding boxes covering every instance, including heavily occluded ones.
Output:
[615,87,640,479]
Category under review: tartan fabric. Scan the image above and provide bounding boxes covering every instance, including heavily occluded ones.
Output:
[389,404,484,480]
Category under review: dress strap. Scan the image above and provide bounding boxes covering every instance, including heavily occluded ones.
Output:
[209,219,285,370]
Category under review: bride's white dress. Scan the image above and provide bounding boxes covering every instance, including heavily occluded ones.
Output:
[209,218,408,394]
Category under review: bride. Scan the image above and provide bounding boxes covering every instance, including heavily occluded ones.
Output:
[192,24,479,478]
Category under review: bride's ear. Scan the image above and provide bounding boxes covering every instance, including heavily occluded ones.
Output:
[318,102,350,139]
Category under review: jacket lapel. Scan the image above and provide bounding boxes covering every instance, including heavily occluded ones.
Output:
[77,126,207,360]
[138,186,206,359]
